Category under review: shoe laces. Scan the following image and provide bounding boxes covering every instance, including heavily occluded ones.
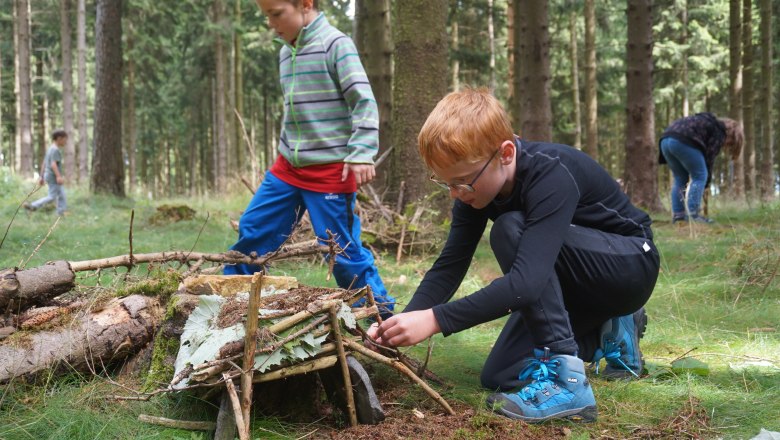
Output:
[591,340,639,378]
[516,353,561,401]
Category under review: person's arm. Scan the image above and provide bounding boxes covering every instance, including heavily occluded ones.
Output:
[51,161,64,185]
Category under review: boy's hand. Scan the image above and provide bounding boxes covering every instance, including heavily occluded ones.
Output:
[38,178,45,186]
[368,309,441,347]
[56,176,64,185]
[342,163,375,187]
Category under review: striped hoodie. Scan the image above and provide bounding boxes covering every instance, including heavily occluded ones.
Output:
[277,13,379,167]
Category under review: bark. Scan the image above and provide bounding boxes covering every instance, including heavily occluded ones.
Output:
[354,0,392,189]
[60,0,76,178]
[487,0,496,91]
[450,2,460,91]
[233,0,244,176]
[570,11,582,150]
[507,0,516,128]
[729,0,744,200]
[681,2,689,117]
[390,0,448,206]
[0,261,75,311]
[0,295,162,383]
[214,0,228,192]
[77,0,89,181]
[516,1,552,141]
[624,0,662,211]
[16,0,34,177]
[127,23,137,193]
[758,0,773,201]
[91,0,125,196]
[36,56,47,172]
[742,0,755,198]
[583,0,599,160]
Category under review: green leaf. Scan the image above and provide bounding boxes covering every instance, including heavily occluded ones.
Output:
[671,357,710,376]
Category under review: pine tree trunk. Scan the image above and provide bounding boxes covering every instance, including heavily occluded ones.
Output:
[511,0,523,130]
[355,0,393,188]
[233,0,244,176]
[570,11,581,150]
[488,0,496,91]
[742,0,756,199]
[77,0,89,182]
[91,0,125,196]
[681,2,689,117]
[583,0,598,159]
[390,0,449,206]
[758,0,773,201]
[214,0,228,192]
[36,56,47,173]
[506,0,515,127]
[729,0,744,200]
[16,0,34,177]
[450,2,460,91]
[60,0,76,179]
[516,1,552,141]
[624,0,662,212]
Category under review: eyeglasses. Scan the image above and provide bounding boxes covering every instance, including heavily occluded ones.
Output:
[429,147,502,193]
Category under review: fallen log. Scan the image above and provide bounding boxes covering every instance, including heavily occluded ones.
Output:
[0,260,75,311]
[0,294,162,383]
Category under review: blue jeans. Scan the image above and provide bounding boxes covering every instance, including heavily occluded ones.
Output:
[660,137,707,217]
[31,182,67,215]
[224,172,394,314]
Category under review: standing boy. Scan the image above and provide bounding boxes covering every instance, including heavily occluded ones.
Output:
[225,0,395,317]
[25,129,68,216]
[369,89,660,423]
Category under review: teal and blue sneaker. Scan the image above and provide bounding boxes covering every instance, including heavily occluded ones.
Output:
[592,307,647,379]
[486,348,598,423]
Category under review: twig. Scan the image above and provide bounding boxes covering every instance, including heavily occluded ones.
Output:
[1,185,41,251]
[374,145,393,169]
[671,347,698,364]
[21,216,61,269]
[329,305,358,427]
[759,255,780,296]
[396,220,407,264]
[233,107,258,189]
[240,273,263,436]
[128,210,135,269]
[395,180,405,214]
[137,414,216,431]
[186,212,210,259]
[418,337,434,378]
[223,373,249,440]
[343,338,455,415]
[240,176,256,195]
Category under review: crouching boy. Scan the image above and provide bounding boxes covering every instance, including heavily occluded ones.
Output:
[368,88,660,423]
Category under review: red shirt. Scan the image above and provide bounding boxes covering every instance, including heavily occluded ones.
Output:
[270,155,356,194]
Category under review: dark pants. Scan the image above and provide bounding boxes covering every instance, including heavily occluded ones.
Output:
[481,212,660,391]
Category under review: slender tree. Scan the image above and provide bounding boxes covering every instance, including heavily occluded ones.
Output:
[126,21,136,193]
[729,0,744,200]
[515,1,552,141]
[583,0,598,159]
[487,0,496,91]
[60,0,76,179]
[91,0,124,196]
[77,0,89,181]
[233,0,244,176]
[569,9,581,149]
[624,0,661,211]
[758,0,773,200]
[450,1,460,91]
[742,0,755,198]
[16,0,34,177]
[390,0,448,206]
[213,0,228,192]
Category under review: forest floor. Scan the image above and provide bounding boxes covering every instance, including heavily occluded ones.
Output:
[1,178,779,440]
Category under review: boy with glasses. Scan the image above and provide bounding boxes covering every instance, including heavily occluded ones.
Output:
[368,88,659,423]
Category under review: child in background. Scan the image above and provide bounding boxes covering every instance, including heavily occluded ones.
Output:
[25,129,68,216]
[225,0,395,318]
[369,88,660,423]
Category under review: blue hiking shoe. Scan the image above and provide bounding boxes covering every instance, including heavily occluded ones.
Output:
[593,307,647,379]
[486,348,598,423]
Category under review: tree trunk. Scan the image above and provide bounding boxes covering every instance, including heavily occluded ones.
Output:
[60,0,76,179]
[450,2,460,91]
[126,22,137,194]
[354,0,392,189]
[36,55,47,173]
[487,0,496,91]
[233,0,244,177]
[758,0,773,201]
[624,0,662,212]
[214,0,228,192]
[390,0,448,206]
[91,0,125,196]
[583,0,598,159]
[570,11,581,150]
[729,0,744,200]
[0,261,76,312]
[77,0,89,182]
[511,0,522,130]
[0,295,162,384]
[681,1,689,117]
[742,0,755,199]
[16,0,34,177]
[506,0,516,128]
[516,1,552,141]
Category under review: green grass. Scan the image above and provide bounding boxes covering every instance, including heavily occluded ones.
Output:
[1,174,779,439]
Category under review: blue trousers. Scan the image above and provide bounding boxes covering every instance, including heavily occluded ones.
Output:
[224,172,394,315]
[660,137,708,217]
[480,212,659,390]
[31,182,67,215]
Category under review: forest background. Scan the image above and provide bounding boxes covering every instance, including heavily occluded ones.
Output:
[1,0,778,210]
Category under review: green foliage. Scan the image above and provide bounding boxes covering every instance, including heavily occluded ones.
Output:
[115,268,182,301]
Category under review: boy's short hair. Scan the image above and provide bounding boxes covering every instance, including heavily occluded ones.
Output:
[418,87,514,169]
[52,129,68,141]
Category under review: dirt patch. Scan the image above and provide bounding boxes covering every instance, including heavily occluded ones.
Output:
[148,204,196,225]
[621,396,715,440]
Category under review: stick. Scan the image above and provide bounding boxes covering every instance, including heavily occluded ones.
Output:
[137,414,216,431]
[240,176,256,195]
[343,339,454,415]
[223,373,249,440]
[128,210,135,268]
[253,355,339,383]
[396,220,407,264]
[233,107,259,189]
[240,273,263,437]
[329,306,358,427]
[21,216,61,269]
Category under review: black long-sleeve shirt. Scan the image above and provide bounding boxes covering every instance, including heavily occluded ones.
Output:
[404,139,653,336]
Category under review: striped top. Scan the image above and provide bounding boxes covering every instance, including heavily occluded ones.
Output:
[277,13,379,168]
